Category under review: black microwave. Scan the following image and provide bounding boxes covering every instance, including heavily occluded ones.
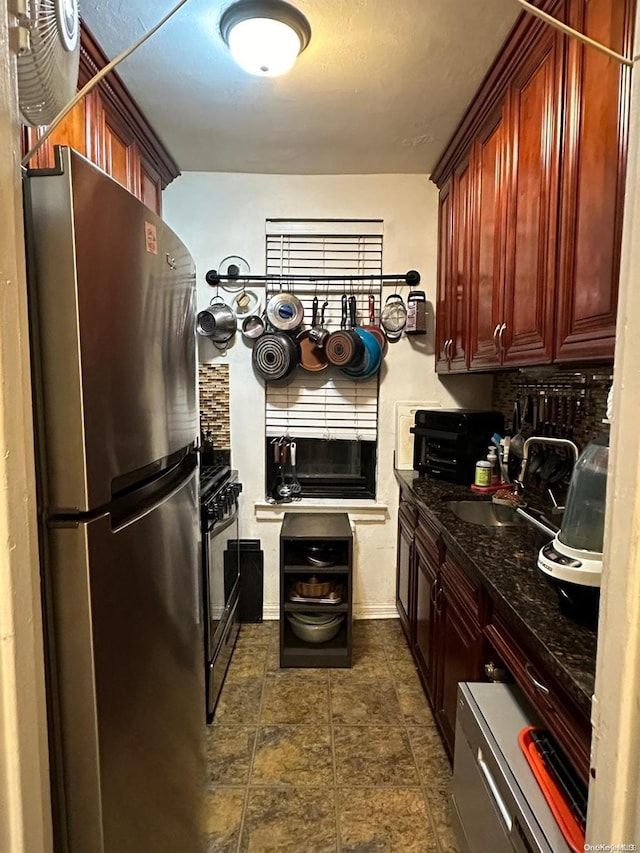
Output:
[410,409,505,484]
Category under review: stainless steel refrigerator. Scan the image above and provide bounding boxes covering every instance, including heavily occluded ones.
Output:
[24,147,205,853]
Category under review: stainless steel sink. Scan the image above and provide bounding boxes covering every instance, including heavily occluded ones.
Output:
[445,500,526,527]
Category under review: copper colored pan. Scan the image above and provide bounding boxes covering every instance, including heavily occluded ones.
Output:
[297,295,328,371]
[361,292,387,354]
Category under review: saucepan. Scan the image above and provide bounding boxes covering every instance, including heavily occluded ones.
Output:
[296,296,328,372]
[241,313,265,340]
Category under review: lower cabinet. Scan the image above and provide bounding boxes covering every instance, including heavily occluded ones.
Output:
[395,490,590,778]
[414,538,438,704]
[434,557,485,755]
[396,499,416,642]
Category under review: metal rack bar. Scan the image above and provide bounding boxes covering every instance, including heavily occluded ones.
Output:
[205,269,420,286]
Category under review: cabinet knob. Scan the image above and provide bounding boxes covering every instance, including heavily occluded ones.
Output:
[484,661,507,682]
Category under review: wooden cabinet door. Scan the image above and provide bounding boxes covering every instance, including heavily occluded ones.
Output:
[435,556,484,756]
[99,105,138,194]
[449,156,472,371]
[414,541,438,703]
[396,516,415,643]
[22,92,99,170]
[469,106,508,369]
[502,23,561,367]
[140,160,163,215]
[555,0,634,361]
[435,180,453,371]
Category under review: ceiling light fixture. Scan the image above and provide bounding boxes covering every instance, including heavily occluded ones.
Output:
[220,0,312,77]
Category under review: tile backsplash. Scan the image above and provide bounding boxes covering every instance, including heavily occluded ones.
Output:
[199,364,231,450]
[491,364,613,449]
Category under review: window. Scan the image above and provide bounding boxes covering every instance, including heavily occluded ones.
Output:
[264,219,383,499]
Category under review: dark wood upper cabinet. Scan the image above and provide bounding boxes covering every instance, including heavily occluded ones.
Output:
[436,179,453,370]
[469,107,507,370]
[22,24,180,215]
[555,0,634,361]
[432,0,635,371]
[436,157,473,373]
[502,21,562,366]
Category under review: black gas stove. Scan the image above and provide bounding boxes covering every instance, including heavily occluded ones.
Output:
[200,465,242,530]
[199,463,243,721]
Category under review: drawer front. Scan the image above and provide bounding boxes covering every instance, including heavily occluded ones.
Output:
[441,554,482,625]
[484,615,591,784]
[416,509,441,565]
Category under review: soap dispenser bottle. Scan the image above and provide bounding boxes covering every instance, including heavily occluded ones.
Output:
[487,446,499,486]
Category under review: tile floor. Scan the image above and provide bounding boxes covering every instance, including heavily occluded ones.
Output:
[204,619,460,852]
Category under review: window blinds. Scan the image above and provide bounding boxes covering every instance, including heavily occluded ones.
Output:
[264,220,382,442]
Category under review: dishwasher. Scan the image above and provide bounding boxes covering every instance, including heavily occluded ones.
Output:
[451,683,576,853]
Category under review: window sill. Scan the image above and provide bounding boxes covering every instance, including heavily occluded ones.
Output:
[254,499,389,523]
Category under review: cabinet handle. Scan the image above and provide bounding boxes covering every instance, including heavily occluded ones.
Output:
[435,585,443,616]
[492,323,501,353]
[525,662,550,696]
[498,322,506,353]
[448,338,454,360]
[430,579,438,607]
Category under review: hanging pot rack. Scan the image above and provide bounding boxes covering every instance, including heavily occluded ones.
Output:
[205,269,421,287]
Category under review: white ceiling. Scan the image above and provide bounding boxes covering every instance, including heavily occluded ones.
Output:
[80,0,520,175]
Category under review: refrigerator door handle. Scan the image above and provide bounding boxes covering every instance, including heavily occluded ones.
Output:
[111,458,197,532]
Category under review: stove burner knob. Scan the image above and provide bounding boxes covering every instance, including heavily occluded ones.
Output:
[206,502,220,521]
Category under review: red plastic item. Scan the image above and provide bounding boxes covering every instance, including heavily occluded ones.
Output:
[519,726,585,853]
[470,483,505,494]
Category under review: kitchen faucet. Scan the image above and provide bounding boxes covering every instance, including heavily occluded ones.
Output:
[514,436,580,506]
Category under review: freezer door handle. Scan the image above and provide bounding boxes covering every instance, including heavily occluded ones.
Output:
[477,747,513,832]
[111,455,196,532]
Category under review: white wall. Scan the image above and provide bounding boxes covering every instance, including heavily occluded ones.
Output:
[165,172,493,616]
[0,2,53,850]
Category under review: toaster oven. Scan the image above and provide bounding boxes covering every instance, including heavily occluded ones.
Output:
[411,409,504,484]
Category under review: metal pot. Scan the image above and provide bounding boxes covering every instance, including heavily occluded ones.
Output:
[252,331,299,382]
[241,314,265,340]
[265,291,305,332]
[196,295,237,344]
[308,299,330,348]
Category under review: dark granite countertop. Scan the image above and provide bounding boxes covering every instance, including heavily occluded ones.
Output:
[395,469,597,716]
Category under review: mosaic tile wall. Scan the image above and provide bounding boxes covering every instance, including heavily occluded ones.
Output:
[199,364,231,450]
[491,364,613,450]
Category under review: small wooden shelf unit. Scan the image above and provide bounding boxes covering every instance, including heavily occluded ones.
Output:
[280,513,353,668]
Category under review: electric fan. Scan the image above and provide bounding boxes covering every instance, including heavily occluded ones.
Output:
[17,0,81,127]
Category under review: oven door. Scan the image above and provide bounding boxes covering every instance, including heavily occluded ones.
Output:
[203,510,239,662]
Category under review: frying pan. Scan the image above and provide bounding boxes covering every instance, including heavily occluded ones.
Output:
[361,292,387,354]
[252,330,299,382]
[297,297,328,372]
[340,327,382,380]
[325,293,364,367]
